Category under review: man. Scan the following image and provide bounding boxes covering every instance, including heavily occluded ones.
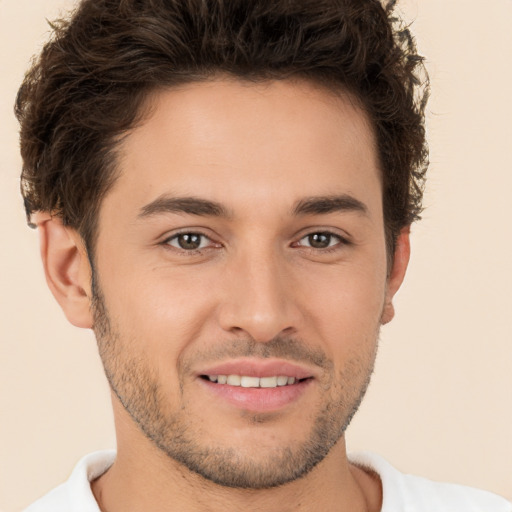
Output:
[14,0,511,510]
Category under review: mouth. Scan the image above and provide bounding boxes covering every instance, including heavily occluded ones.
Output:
[201,374,307,387]
[196,359,316,412]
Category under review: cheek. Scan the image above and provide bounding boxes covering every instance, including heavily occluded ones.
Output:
[303,257,387,315]
[97,261,218,367]
[296,259,387,354]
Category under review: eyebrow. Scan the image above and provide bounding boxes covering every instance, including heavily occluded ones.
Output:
[137,193,368,220]
[292,194,368,217]
[138,196,230,219]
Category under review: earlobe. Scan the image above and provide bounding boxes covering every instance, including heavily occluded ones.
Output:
[381,227,411,325]
[37,217,94,329]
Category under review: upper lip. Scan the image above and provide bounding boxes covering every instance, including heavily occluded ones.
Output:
[197,358,318,380]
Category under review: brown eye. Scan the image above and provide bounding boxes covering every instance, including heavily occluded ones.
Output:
[300,232,341,249]
[167,233,208,250]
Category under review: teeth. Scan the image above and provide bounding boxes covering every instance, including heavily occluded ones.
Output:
[277,376,288,386]
[206,375,300,388]
[241,376,260,388]
[260,376,278,388]
[227,375,241,386]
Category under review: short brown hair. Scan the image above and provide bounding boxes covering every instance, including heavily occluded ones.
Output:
[16,0,429,255]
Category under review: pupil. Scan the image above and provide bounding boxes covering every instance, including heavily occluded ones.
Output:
[179,234,201,250]
[309,233,330,248]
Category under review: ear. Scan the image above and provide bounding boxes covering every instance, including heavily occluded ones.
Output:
[37,217,94,328]
[380,227,411,325]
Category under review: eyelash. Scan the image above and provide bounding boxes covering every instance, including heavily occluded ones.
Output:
[163,231,219,255]
[294,232,349,253]
[161,230,350,255]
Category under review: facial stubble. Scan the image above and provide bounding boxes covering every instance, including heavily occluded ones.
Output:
[91,283,379,490]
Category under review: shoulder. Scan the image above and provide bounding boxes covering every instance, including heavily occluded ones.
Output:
[349,452,512,512]
[23,450,116,512]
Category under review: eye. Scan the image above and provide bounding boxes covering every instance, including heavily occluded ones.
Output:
[297,232,344,250]
[165,232,212,251]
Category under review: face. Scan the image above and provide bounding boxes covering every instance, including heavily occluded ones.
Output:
[90,79,401,488]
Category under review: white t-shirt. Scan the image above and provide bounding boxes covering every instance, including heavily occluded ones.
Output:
[24,450,511,512]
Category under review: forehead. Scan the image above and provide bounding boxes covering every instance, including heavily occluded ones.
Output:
[105,78,381,222]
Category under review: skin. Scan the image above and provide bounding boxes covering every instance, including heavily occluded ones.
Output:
[37,78,410,512]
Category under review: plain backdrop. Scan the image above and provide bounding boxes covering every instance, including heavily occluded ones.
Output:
[1,0,511,510]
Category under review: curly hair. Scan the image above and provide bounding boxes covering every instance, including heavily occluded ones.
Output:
[16,0,429,256]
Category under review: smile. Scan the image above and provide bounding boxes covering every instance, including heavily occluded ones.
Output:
[196,359,317,411]
[204,375,298,387]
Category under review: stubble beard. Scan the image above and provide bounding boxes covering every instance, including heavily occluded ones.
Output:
[91,284,379,490]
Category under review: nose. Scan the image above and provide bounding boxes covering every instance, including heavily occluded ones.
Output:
[217,248,303,343]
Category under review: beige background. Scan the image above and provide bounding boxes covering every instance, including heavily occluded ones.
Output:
[1,0,511,510]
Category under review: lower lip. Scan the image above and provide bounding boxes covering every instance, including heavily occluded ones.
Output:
[199,378,312,412]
